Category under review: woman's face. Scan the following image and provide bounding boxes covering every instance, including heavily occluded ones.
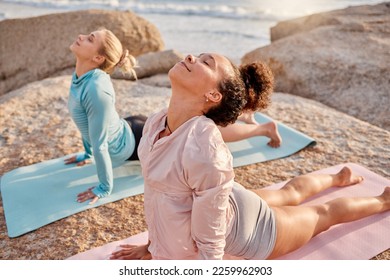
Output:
[69,30,105,61]
[169,53,233,98]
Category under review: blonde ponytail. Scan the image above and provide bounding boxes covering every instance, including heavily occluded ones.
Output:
[97,28,137,79]
[116,49,138,79]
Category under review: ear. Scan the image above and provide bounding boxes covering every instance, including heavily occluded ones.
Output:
[206,91,222,103]
[92,55,105,65]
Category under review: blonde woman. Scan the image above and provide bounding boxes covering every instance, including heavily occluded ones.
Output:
[65,28,140,204]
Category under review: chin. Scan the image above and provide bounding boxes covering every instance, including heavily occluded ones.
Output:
[167,66,176,80]
[169,62,185,76]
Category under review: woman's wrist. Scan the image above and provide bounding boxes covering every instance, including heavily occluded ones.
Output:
[75,153,87,162]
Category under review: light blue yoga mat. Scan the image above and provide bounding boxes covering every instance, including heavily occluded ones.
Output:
[1,157,144,237]
[1,112,315,237]
[228,113,316,167]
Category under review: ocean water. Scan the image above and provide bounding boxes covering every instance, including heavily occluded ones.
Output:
[0,0,385,61]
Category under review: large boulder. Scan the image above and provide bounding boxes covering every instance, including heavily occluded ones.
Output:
[242,2,390,131]
[268,3,390,41]
[0,9,165,95]
[111,49,184,80]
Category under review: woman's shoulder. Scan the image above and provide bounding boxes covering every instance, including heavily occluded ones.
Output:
[143,109,167,133]
[192,116,224,147]
[149,109,167,120]
[83,69,114,98]
[146,109,167,125]
[183,116,233,174]
[185,116,231,160]
[89,69,112,87]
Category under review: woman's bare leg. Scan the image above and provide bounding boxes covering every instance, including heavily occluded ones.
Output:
[218,121,282,147]
[267,186,390,259]
[253,166,364,207]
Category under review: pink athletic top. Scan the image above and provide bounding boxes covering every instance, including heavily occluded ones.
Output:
[138,109,235,260]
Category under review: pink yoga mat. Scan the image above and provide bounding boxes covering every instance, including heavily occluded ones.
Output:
[67,163,390,260]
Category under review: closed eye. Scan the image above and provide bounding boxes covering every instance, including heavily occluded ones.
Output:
[198,53,215,69]
[88,34,95,42]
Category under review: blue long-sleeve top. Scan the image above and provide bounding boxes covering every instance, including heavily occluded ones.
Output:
[68,69,135,198]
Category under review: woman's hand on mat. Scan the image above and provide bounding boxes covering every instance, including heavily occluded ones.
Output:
[64,155,91,167]
[110,244,152,260]
[77,187,99,204]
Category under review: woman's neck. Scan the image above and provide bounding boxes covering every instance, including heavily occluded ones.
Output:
[75,61,98,78]
[166,92,205,133]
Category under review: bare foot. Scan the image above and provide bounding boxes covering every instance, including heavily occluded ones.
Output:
[379,187,390,210]
[264,121,282,148]
[238,111,258,125]
[336,166,364,187]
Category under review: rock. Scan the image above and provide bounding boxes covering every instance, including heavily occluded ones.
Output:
[270,12,341,42]
[111,49,184,80]
[242,2,390,131]
[270,2,390,41]
[137,73,172,88]
[0,9,165,95]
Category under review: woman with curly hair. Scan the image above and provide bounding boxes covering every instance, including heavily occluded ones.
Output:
[110,53,390,260]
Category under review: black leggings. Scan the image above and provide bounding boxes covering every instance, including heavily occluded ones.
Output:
[124,115,147,161]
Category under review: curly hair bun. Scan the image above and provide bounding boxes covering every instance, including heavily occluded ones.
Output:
[240,61,274,112]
